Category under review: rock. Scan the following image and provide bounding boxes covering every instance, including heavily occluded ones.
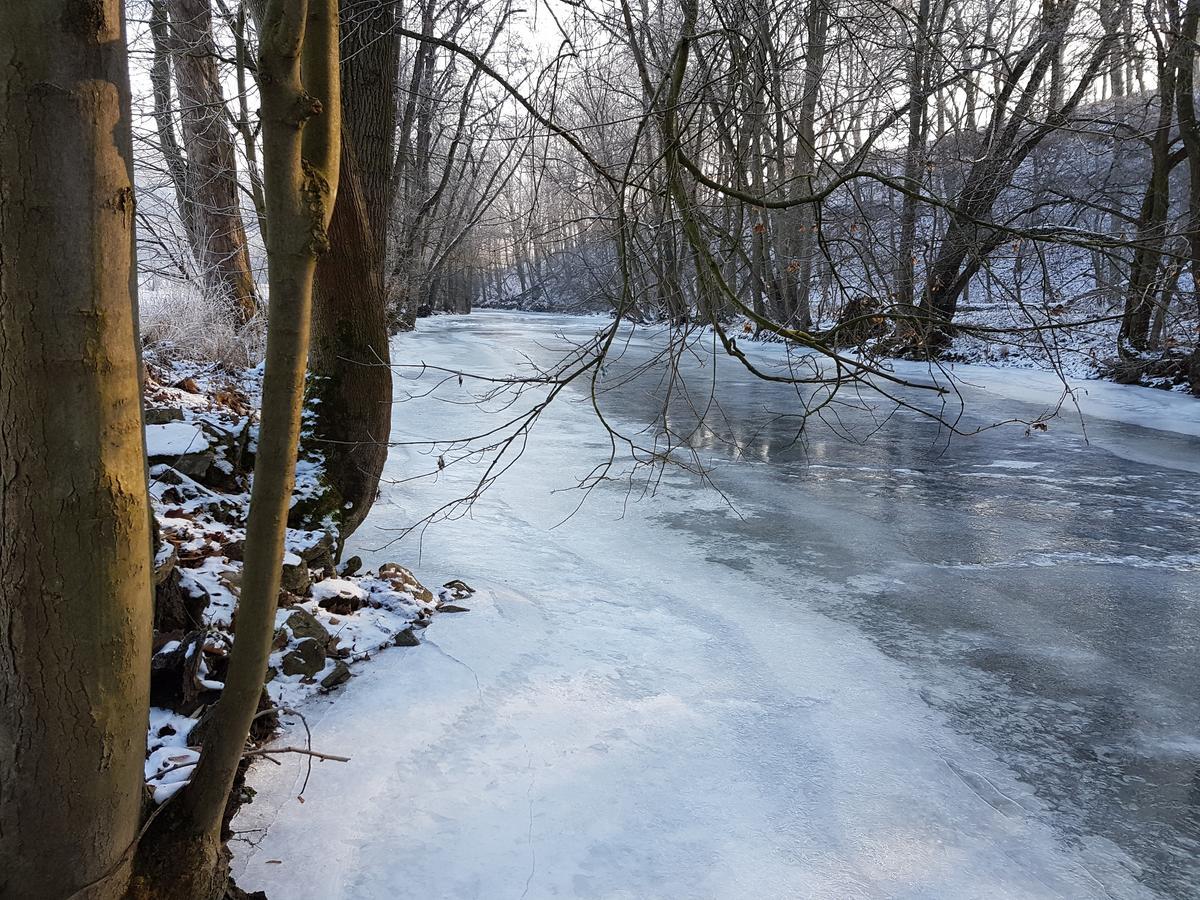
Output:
[144,406,184,425]
[277,589,303,608]
[281,638,326,678]
[377,562,434,603]
[250,687,278,741]
[393,627,420,647]
[146,422,213,476]
[319,660,352,690]
[339,555,363,577]
[147,419,246,491]
[150,632,220,714]
[153,540,178,587]
[194,419,250,489]
[438,604,470,613]
[191,687,276,746]
[440,579,474,601]
[294,531,337,573]
[314,579,365,615]
[284,608,330,644]
[218,568,241,595]
[280,557,311,594]
[154,567,208,633]
[170,453,214,482]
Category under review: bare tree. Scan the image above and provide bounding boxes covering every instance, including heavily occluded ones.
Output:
[152,0,261,323]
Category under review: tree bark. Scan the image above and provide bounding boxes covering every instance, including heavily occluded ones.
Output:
[150,0,200,255]
[918,4,1109,333]
[789,0,831,331]
[309,135,393,545]
[0,2,153,897]
[308,0,396,546]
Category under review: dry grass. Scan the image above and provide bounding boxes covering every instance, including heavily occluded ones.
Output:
[140,283,266,369]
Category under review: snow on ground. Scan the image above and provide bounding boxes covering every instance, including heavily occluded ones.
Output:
[231,312,1199,899]
[145,421,211,457]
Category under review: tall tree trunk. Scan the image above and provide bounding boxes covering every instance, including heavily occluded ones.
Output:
[386,0,435,330]
[150,0,200,255]
[896,0,932,311]
[227,1,269,239]
[343,0,397,243]
[1119,36,1182,355]
[309,136,392,546]
[168,0,261,323]
[131,2,341,895]
[308,0,396,546]
[0,2,153,897]
[790,0,831,331]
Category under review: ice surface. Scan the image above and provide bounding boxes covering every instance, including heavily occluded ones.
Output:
[234,312,1199,899]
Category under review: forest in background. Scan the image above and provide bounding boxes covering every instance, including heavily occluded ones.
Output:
[131,0,1200,390]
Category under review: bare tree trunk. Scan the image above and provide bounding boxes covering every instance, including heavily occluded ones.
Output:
[0,2,152,897]
[919,5,1109,335]
[131,2,341,895]
[896,0,933,311]
[1100,0,1126,97]
[167,0,260,323]
[150,0,200,254]
[386,0,435,330]
[1119,35,1182,355]
[309,135,392,545]
[343,0,397,242]
[790,0,831,331]
[308,0,396,546]
[227,0,269,239]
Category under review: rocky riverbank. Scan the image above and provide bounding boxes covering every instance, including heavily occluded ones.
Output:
[140,353,470,806]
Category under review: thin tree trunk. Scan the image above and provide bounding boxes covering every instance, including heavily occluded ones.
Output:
[896,0,932,312]
[228,0,269,240]
[131,2,341,895]
[791,0,831,331]
[0,2,152,897]
[150,0,200,254]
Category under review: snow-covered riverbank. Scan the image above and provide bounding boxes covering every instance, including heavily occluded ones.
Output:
[139,353,464,806]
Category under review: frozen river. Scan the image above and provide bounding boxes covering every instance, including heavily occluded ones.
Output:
[235,312,1200,899]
